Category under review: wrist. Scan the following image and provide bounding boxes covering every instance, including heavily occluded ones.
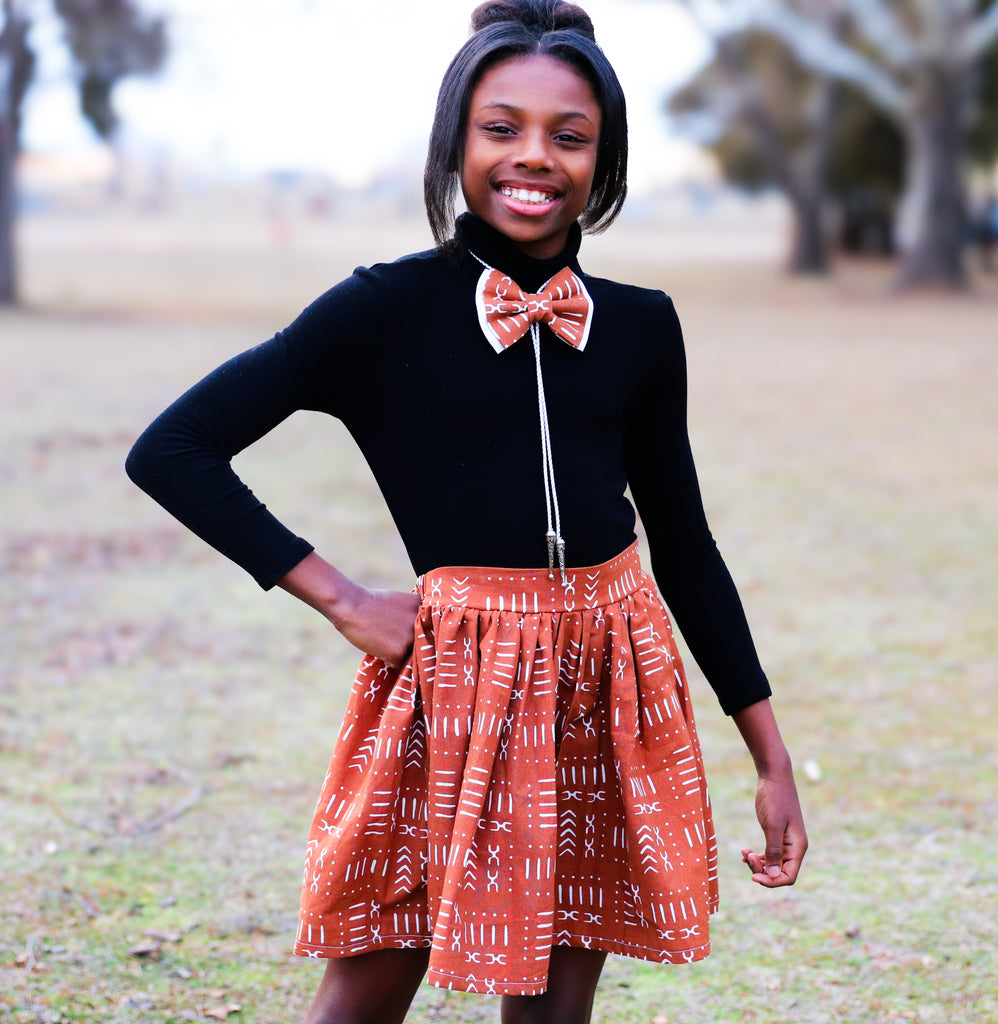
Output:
[754,748,793,778]
[277,552,363,626]
[325,573,366,631]
[732,697,793,776]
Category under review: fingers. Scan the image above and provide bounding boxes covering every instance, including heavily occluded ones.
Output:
[747,854,802,887]
[741,847,791,887]
[367,629,416,668]
[740,847,764,875]
[747,769,808,889]
[380,641,415,670]
[336,588,420,665]
[741,822,808,888]
[764,825,786,879]
[780,822,808,884]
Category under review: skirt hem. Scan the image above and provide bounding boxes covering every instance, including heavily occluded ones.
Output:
[293,935,713,995]
[296,541,719,995]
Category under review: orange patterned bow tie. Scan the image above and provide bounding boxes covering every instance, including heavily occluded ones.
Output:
[475,266,594,354]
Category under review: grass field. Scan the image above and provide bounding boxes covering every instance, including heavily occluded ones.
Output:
[1,202,996,1023]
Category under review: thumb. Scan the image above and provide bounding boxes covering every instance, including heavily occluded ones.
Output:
[763,821,786,877]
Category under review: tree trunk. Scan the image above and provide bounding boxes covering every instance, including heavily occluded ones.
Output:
[777,69,837,275]
[898,68,969,289]
[787,74,836,275]
[0,51,17,305]
[0,135,15,306]
[788,187,829,273]
[1,0,34,308]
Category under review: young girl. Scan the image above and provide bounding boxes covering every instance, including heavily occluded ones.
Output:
[126,2,807,1021]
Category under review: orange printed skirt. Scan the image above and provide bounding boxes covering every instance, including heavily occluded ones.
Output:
[295,542,718,995]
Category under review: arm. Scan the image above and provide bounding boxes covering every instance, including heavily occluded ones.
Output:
[127,343,419,661]
[733,698,808,887]
[625,296,806,884]
[125,337,317,589]
[126,272,386,591]
[126,279,420,660]
[126,272,423,663]
[276,551,419,667]
[625,295,771,714]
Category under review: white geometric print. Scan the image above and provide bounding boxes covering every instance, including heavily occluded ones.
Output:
[295,542,717,996]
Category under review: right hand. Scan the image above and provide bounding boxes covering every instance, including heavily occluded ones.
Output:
[276,552,420,668]
[741,769,808,888]
[329,582,421,668]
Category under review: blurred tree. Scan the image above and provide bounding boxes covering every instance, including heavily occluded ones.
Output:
[674,0,998,289]
[0,0,166,305]
[668,30,834,273]
[54,0,166,145]
[968,0,998,170]
[0,0,34,304]
[968,1,998,268]
[668,26,905,272]
[827,84,906,256]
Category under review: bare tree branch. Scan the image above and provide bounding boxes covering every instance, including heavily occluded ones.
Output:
[837,0,918,68]
[964,2,998,61]
[676,0,751,36]
[906,0,949,36]
[0,53,9,124]
[129,784,204,837]
[48,781,203,838]
[666,0,996,287]
[745,0,907,115]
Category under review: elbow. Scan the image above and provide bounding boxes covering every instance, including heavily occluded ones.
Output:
[124,439,142,486]
[124,432,157,493]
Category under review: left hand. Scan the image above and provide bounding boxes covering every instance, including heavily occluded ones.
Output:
[741,767,808,888]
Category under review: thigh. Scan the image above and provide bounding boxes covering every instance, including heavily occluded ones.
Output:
[302,947,431,1024]
[500,947,608,1024]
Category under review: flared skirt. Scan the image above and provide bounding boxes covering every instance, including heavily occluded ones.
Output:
[294,542,718,995]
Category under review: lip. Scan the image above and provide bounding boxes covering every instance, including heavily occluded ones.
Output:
[495,181,563,218]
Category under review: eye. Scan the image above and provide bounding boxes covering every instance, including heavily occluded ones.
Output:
[554,131,590,146]
[482,123,516,136]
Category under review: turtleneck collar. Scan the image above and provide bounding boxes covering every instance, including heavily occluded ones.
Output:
[453,213,584,293]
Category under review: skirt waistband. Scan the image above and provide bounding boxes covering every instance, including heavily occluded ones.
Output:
[417,540,648,613]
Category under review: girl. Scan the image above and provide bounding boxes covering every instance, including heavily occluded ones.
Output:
[126,2,807,1021]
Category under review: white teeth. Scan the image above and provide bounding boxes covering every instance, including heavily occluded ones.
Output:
[501,186,555,205]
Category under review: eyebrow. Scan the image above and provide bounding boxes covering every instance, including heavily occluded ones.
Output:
[479,101,596,125]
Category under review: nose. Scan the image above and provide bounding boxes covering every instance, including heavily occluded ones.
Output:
[513,129,554,171]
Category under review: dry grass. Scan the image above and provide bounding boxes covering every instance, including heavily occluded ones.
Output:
[1,201,996,1023]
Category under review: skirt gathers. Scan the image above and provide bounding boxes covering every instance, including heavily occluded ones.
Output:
[294,542,718,995]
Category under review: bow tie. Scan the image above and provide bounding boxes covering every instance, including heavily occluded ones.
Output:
[468,256,596,585]
[474,266,594,354]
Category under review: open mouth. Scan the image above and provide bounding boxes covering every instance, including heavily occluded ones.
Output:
[499,185,558,206]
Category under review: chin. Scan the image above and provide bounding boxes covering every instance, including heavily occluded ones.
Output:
[493,214,570,255]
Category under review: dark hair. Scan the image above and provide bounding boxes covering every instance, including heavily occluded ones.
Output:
[424,0,628,246]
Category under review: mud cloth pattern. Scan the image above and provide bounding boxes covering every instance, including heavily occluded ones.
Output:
[295,542,718,995]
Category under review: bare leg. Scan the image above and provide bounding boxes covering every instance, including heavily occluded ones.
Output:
[500,947,607,1024]
[302,947,431,1024]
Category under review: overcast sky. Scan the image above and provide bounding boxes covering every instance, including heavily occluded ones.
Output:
[21,0,712,191]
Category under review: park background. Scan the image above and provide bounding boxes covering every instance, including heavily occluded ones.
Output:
[1,1,996,1022]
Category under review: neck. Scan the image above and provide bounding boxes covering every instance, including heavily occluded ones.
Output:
[453,214,584,292]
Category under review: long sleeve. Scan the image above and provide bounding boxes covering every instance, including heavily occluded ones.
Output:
[624,296,771,715]
[126,336,321,589]
[124,270,386,589]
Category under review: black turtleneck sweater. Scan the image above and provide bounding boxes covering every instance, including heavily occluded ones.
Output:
[126,215,771,714]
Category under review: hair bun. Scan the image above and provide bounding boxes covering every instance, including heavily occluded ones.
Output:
[470,0,596,40]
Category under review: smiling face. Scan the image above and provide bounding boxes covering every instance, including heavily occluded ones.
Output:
[460,54,602,260]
